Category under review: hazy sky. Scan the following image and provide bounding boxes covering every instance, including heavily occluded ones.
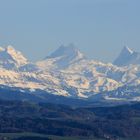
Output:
[0,0,139,62]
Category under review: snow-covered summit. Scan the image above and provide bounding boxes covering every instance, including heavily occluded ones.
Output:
[46,44,85,59]
[122,46,133,54]
[114,46,140,66]
[37,44,86,69]
[0,45,28,69]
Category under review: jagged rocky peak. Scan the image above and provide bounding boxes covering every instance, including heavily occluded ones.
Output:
[37,44,86,69]
[113,46,140,66]
[0,45,28,69]
[46,43,85,59]
[121,46,133,55]
[6,45,28,65]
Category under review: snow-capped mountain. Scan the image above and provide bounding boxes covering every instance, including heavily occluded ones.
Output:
[114,46,140,66]
[37,44,86,70]
[0,46,28,70]
[0,44,140,102]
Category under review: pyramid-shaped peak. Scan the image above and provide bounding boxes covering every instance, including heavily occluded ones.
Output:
[47,44,84,59]
[122,46,133,54]
[113,46,138,66]
[40,44,86,69]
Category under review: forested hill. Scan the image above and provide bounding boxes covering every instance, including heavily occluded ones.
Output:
[0,100,140,139]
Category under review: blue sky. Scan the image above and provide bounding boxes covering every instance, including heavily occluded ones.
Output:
[0,0,139,62]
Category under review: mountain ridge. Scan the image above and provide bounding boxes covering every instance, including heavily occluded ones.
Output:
[0,44,140,102]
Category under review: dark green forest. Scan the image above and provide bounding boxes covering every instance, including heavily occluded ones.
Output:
[0,100,139,140]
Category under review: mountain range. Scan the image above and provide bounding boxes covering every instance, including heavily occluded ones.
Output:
[0,44,140,103]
